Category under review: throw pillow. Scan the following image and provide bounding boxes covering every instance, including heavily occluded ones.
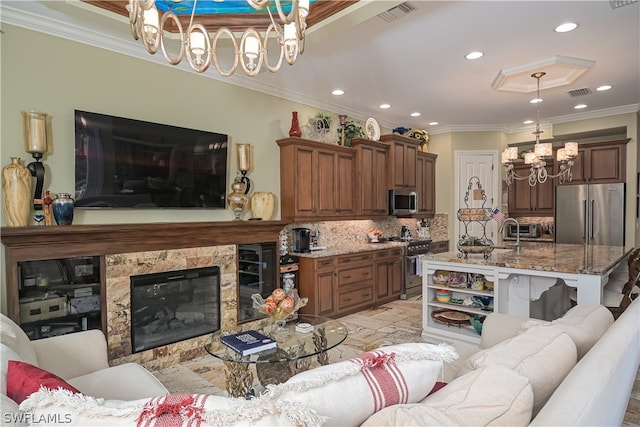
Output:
[458,325,576,416]
[6,360,79,404]
[362,365,534,426]
[262,342,458,427]
[19,388,324,426]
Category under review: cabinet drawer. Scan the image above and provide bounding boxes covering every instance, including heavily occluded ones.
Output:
[390,248,403,257]
[338,285,374,310]
[337,253,373,265]
[338,265,373,286]
[315,258,335,270]
[376,250,389,258]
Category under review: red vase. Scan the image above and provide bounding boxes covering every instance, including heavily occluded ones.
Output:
[289,111,302,137]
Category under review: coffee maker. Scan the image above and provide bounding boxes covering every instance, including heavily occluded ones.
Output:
[292,227,311,253]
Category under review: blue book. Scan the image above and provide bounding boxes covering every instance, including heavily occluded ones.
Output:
[220,330,277,356]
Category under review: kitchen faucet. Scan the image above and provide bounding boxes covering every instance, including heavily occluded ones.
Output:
[499,218,521,254]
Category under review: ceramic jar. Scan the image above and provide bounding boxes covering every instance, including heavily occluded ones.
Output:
[51,193,74,225]
[251,192,275,220]
[2,157,32,226]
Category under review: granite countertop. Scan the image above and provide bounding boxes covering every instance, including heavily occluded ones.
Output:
[291,241,409,258]
[424,242,632,275]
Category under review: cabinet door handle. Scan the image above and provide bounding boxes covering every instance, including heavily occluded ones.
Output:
[362,272,369,276]
[344,275,352,279]
[343,298,352,302]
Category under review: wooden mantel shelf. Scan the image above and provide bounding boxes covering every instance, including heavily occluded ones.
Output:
[1,221,289,261]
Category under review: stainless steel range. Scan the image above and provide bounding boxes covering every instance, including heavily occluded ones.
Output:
[401,239,433,300]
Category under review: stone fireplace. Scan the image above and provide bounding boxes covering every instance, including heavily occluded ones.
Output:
[0,221,289,372]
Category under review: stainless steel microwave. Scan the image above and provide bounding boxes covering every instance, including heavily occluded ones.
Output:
[389,189,417,216]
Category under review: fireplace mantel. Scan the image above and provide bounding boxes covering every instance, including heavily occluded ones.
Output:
[1,221,289,260]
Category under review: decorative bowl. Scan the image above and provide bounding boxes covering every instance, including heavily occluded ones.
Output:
[472,295,493,311]
[436,289,452,302]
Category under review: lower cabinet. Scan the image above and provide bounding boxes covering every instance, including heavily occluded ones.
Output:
[299,248,403,317]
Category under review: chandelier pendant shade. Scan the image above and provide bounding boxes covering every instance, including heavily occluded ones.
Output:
[127,0,309,77]
[501,72,577,187]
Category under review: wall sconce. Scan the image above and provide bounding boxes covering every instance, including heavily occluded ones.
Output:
[22,111,49,210]
[236,143,252,195]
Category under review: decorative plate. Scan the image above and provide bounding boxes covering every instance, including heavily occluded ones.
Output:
[431,309,471,327]
[365,117,380,141]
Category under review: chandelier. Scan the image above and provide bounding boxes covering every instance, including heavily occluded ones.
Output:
[501,72,578,186]
[126,0,309,77]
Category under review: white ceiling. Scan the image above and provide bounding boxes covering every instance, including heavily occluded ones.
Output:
[2,1,639,135]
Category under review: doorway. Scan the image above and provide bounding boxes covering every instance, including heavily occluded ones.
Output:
[455,151,500,246]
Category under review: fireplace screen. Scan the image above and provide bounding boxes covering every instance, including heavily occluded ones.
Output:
[130,266,221,353]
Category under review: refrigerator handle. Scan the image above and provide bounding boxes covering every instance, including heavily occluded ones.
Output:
[582,199,587,239]
[590,199,595,239]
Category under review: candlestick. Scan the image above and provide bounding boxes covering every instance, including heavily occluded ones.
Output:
[237,144,251,172]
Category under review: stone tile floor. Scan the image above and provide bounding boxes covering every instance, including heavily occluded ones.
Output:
[154,297,640,425]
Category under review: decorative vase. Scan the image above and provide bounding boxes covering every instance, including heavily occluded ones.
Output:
[51,193,74,225]
[2,157,32,227]
[251,192,275,220]
[227,172,248,220]
[289,111,302,137]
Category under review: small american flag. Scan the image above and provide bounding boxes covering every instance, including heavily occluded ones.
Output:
[492,208,505,222]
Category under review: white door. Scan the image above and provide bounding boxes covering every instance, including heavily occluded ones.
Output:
[455,151,500,245]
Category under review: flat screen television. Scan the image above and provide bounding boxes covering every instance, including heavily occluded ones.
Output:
[74,110,229,209]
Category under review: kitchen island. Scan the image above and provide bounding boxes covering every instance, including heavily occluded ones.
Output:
[421,242,632,344]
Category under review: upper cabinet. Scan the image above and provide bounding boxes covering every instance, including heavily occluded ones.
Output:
[380,134,420,189]
[508,161,555,217]
[556,140,628,185]
[278,138,355,221]
[351,138,389,217]
[416,152,438,218]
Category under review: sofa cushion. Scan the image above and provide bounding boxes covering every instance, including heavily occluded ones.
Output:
[6,361,80,404]
[263,342,458,427]
[1,344,24,395]
[19,389,324,426]
[362,365,534,426]
[1,393,27,427]
[459,325,576,416]
[67,362,168,400]
[549,304,612,359]
[0,315,38,367]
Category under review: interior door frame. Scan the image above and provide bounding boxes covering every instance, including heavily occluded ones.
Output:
[454,150,500,245]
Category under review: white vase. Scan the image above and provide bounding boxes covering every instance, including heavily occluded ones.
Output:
[2,157,32,226]
[251,192,275,220]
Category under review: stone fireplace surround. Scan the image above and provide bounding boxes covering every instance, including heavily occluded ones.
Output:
[1,221,288,371]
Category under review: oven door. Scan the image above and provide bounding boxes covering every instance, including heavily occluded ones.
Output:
[402,254,424,299]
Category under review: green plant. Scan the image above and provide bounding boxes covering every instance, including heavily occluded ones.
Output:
[339,120,364,146]
[313,111,333,131]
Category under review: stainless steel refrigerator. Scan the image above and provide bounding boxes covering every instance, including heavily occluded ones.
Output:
[555,183,625,245]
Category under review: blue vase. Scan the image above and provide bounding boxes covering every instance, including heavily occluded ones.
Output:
[52,193,74,225]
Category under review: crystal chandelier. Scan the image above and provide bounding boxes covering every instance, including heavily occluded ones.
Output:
[501,72,578,186]
[127,0,309,77]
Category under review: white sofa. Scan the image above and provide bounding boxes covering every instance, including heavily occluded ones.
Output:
[2,298,639,426]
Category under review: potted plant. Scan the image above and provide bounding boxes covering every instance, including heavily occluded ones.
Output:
[314,111,333,133]
[340,120,364,147]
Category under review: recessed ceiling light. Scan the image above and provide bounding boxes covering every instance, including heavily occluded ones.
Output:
[530,98,543,104]
[379,104,391,109]
[596,85,612,91]
[410,112,421,117]
[523,120,534,124]
[465,51,484,60]
[574,104,587,109]
[332,89,344,96]
[428,121,439,126]
[555,22,578,33]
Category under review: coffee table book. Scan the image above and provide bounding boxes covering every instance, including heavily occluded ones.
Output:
[220,330,277,356]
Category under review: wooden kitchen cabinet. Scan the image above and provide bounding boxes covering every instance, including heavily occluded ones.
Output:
[277,138,355,221]
[375,248,404,303]
[351,139,389,217]
[298,248,403,317]
[298,257,336,317]
[556,140,628,185]
[380,134,420,189]
[508,162,555,217]
[416,152,437,217]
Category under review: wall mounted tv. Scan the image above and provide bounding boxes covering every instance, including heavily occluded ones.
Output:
[74,110,228,209]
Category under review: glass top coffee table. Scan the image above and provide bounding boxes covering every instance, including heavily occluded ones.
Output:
[205,314,348,397]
